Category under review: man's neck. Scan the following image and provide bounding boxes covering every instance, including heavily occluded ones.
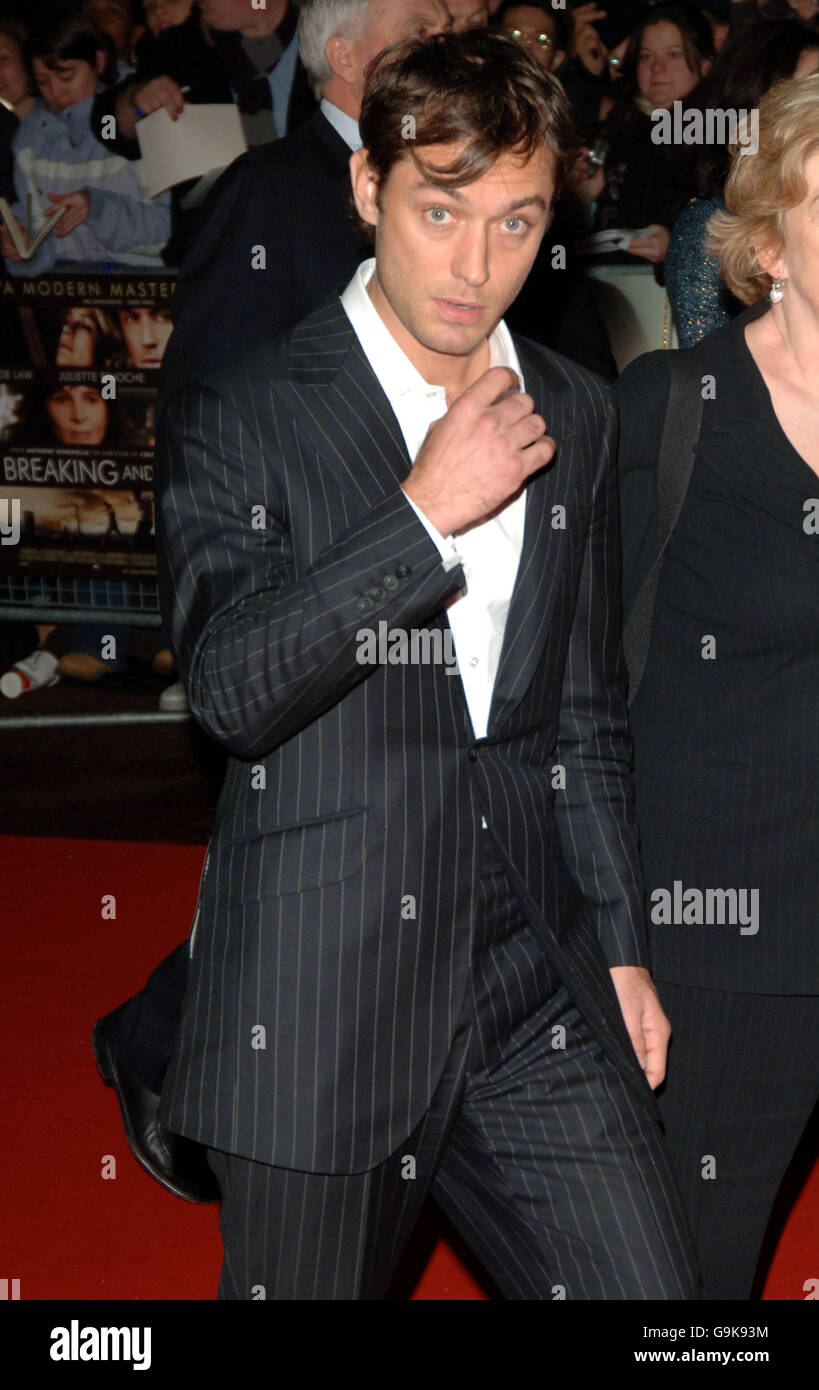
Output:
[367,271,492,401]
[320,76,360,120]
[240,0,287,38]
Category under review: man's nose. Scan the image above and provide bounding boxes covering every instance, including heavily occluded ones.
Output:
[452,227,490,287]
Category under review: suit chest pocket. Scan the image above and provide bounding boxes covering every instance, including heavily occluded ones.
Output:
[237,807,367,902]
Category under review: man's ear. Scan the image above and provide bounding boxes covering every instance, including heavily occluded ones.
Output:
[95,49,109,75]
[350,147,380,229]
[326,34,358,87]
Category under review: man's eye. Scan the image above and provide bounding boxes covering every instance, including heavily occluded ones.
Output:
[426,207,450,223]
[503,217,526,233]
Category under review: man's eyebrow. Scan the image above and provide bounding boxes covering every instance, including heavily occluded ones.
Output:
[409,181,548,214]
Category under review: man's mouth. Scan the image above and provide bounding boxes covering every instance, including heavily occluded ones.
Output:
[433,298,485,324]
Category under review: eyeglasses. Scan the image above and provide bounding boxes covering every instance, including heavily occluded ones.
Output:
[508,28,554,48]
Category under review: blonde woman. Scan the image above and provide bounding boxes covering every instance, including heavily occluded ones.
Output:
[616,75,819,1299]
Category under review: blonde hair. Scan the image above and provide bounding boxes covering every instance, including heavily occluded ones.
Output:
[707,75,819,304]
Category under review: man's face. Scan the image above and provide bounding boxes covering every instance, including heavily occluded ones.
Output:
[444,0,489,31]
[196,0,257,32]
[353,140,555,371]
[350,0,450,90]
[56,309,100,367]
[144,0,194,37]
[118,307,174,368]
[500,5,557,70]
[84,0,136,60]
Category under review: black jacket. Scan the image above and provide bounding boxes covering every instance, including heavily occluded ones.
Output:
[156,297,655,1171]
[159,108,370,400]
[90,10,316,264]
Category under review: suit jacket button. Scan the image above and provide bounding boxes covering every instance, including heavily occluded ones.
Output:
[383,575,398,590]
[368,585,384,599]
[469,747,478,761]
[395,564,411,579]
[356,597,373,613]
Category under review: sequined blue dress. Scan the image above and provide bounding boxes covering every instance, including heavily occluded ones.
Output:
[665,195,742,348]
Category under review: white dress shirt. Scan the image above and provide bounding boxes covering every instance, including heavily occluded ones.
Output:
[340,258,528,741]
[319,98,362,152]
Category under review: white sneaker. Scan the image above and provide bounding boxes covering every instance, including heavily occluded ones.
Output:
[159,679,188,712]
[0,648,60,699]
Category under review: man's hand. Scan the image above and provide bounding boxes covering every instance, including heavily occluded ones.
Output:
[131,75,187,121]
[570,4,608,76]
[402,366,555,536]
[568,147,606,205]
[609,965,671,1089]
[46,191,90,236]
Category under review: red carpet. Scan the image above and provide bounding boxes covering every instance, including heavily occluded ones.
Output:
[1,834,814,1301]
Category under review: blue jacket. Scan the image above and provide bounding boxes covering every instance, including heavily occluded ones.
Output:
[7,93,171,276]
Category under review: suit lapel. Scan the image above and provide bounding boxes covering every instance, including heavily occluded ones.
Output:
[269,297,413,513]
[487,339,575,735]
[270,307,577,736]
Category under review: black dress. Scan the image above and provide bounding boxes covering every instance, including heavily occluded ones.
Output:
[615,304,819,1298]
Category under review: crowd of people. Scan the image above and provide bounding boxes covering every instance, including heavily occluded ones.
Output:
[1,0,818,1304]
[1,0,818,282]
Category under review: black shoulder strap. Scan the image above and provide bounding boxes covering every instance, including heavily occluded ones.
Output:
[622,351,704,706]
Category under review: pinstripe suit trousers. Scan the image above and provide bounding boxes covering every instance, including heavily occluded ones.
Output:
[206,834,701,1300]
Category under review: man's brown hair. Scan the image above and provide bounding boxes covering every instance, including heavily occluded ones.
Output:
[358,29,577,202]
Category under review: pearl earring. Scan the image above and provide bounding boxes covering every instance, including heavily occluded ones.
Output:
[770,278,785,303]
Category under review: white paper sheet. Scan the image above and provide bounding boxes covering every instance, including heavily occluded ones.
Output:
[136,103,248,198]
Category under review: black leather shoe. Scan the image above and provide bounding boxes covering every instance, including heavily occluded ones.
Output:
[91,1019,219,1203]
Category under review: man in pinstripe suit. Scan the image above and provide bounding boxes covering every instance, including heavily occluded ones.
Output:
[155,30,701,1299]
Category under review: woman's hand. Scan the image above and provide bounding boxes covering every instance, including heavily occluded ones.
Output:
[627,224,670,263]
[46,190,91,236]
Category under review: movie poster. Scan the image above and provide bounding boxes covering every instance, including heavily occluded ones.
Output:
[0,272,175,590]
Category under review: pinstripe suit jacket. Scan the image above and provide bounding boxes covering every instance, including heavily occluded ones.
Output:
[157,296,656,1174]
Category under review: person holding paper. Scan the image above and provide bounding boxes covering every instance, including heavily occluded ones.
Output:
[0,6,171,276]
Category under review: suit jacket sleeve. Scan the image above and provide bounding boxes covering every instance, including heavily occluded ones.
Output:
[613,350,670,620]
[551,395,649,969]
[156,375,466,759]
